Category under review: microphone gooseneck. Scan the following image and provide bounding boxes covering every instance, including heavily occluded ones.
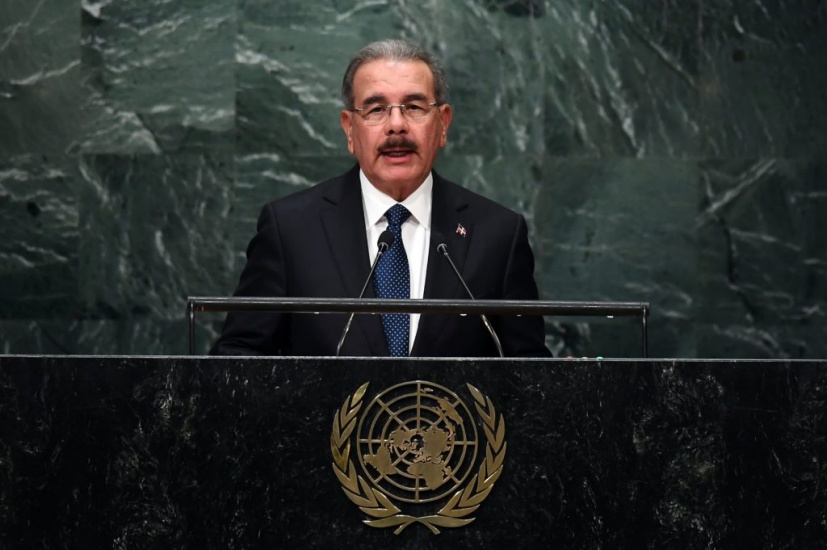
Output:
[433,232,504,358]
[335,230,395,356]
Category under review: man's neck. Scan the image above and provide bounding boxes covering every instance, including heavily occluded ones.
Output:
[361,173,430,203]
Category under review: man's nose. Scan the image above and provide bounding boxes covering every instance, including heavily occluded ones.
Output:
[385,105,409,132]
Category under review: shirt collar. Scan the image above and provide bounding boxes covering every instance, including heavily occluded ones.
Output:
[360,170,432,229]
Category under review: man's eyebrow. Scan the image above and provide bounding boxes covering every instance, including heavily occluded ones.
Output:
[359,92,429,105]
[402,93,428,102]
[360,94,387,105]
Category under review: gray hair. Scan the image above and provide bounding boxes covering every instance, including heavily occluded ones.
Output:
[341,39,449,110]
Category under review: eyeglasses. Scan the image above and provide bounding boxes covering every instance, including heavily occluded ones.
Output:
[352,101,439,125]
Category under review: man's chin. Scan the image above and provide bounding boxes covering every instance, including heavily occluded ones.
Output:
[374,162,420,181]
[367,164,428,197]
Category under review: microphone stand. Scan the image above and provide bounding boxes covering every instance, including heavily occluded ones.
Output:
[335,231,394,356]
[436,241,505,358]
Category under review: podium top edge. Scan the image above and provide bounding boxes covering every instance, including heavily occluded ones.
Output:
[186,297,650,317]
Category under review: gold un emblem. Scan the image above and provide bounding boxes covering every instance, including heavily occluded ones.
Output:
[330,380,506,534]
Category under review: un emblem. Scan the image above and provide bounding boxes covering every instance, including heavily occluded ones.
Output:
[330,381,506,534]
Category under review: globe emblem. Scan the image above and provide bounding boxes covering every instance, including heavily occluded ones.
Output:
[356,381,479,504]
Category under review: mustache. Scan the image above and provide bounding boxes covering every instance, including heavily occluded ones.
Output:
[378,136,418,153]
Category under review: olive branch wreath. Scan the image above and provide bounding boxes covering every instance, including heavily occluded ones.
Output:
[330,382,506,535]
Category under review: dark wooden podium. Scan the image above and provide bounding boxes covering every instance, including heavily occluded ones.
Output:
[1,355,826,548]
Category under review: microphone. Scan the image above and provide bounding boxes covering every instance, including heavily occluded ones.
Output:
[335,230,395,356]
[433,232,504,358]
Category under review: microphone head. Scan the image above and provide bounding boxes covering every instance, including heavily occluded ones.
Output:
[432,231,448,255]
[377,230,395,252]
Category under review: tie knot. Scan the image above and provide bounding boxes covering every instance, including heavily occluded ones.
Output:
[385,204,412,228]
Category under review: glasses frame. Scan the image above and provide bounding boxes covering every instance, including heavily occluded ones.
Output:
[351,102,440,125]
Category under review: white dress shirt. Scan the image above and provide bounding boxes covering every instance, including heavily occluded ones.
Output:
[360,170,432,353]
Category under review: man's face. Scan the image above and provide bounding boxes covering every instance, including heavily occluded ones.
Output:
[341,59,452,201]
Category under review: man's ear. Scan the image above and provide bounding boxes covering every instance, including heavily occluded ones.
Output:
[341,110,355,154]
[438,104,453,148]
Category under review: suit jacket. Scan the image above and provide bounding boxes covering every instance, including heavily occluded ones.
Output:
[210,165,550,357]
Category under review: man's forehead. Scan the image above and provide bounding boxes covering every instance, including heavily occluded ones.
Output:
[352,59,435,98]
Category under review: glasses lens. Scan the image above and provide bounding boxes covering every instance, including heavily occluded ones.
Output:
[358,102,435,124]
[362,104,386,123]
[403,101,431,120]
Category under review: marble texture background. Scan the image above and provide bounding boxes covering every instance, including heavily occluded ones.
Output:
[1,0,825,357]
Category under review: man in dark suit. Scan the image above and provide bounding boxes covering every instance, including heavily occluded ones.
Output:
[211,39,549,357]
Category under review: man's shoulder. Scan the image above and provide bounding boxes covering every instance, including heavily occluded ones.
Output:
[433,172,522,219]
[264,165,360,210]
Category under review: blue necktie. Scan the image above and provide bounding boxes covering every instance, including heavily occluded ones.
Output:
[374,204,412,356]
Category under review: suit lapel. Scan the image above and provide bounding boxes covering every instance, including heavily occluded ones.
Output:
[413,173,471,355]
[319,167,387,356]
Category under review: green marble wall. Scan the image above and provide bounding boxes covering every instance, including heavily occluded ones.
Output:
[1,1,825,357]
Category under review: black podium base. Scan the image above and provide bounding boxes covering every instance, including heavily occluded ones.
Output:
[1,356,825,548]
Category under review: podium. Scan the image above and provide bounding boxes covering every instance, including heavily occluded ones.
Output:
[187,296,652,356]
[1,355,826,548]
